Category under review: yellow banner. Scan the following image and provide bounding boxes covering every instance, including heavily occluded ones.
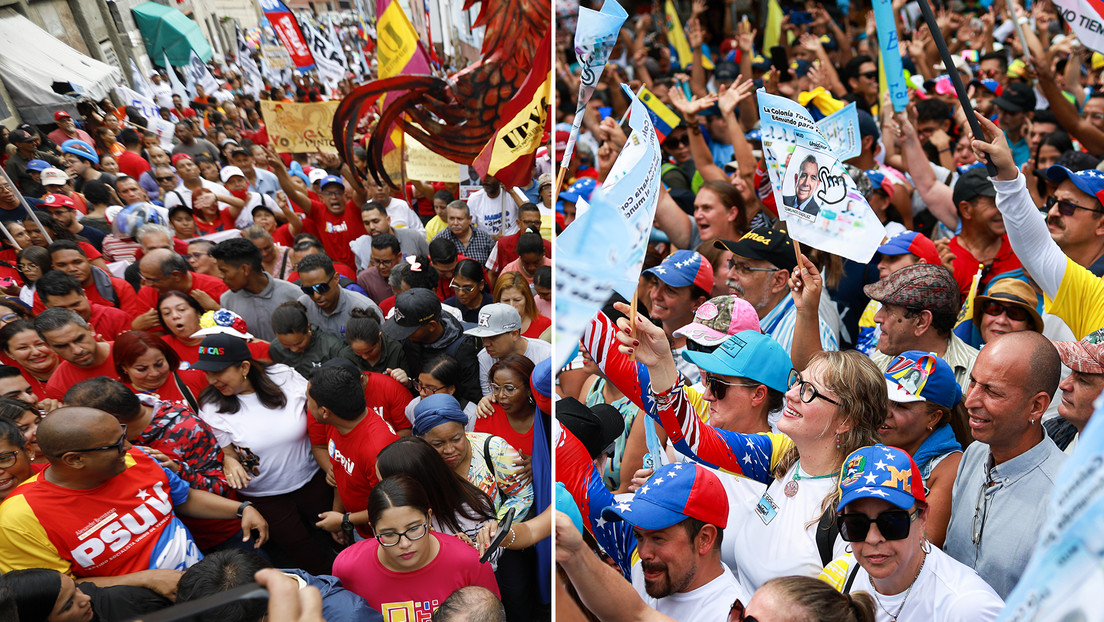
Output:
[377,1,419,79]
[405,135,459,182]
[485,74,550,172]
[260,101,341,153]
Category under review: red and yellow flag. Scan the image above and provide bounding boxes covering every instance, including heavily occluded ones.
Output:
[375,0,433,174]
[471,28,552,188]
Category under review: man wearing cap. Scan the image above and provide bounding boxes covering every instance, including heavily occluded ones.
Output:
[34,308,117,401]
[5,129,62,197]
[43,193,106,251]
[290,175,370,270]
[944,331,1066,598]
[383,288,482,403]
[557,421,747,622]
[864,263,979,392]
[468,303,551,396]
[23,159,50,199]
[172,120,219,162]
[221,165,282,231]
[62,139,115,194]
[116,128,152,180]
[1047,331,1104,454]
[228,145,279,198]
[162,155,231,212]
[718,226,839,356]
[433,200,497,265]
[150,71,173,108]
[47,110,94,149]
[947,167,1022,299]
[1038,163,1104,277]
[307,363,400,540]
[211,238,303,342]
[641,250,713,383]
[992,82,1035,167]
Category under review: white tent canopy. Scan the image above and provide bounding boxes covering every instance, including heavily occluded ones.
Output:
[0,9,122,124]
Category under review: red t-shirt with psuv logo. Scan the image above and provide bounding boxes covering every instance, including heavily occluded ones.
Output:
[301,198,367,268]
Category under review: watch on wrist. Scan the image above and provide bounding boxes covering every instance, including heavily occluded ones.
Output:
[341,512,353,532]
[236,500,254,518]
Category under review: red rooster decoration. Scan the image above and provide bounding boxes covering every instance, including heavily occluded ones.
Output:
[332,0,550,188]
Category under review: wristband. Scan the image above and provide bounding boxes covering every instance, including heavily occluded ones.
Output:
[342,512,354,532]
[236,500,254,518]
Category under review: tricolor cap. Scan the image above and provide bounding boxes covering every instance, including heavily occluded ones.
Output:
[1045,165,1104,205]
[682,330,792,393]
[883,350,961,410]
[837,444,926,512]
[876,231,941,267]
[642,249,714,293]
[602,462,729,529]
[673,295,761,346]
[864,169,895,200]
[319,175,344,190]
[559,177,596,204]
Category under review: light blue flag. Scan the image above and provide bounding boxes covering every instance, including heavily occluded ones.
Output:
[815,102,861,162]
[129,58,153,100]
[561,0,628,170]
[998,393,1104,621]
[163,52,188,101]
[872,0,908,112]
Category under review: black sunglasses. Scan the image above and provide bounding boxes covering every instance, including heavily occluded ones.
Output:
[702,373,757,401]
[860,70,879,80]
[666,135,690,147]
[838,508,919,542]
[1043,195,1104,216]
[728,598,760,622]
[300,280,332,297]
[155,176,175,182]
[981,300,1030,322]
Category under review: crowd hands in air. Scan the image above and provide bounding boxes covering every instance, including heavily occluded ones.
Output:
[0,46,556,622]
[554,0,1104,620]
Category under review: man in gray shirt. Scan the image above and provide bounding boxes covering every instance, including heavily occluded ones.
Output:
[211,238,302,342]
[350,201,429,271]
[944,330,1067,598]
[296,253,381,337]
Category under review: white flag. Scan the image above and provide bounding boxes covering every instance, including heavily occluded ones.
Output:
[130,58,153,100]
[236,27,264,97]
[185,49,219,98]
[298,15,344,89]
[163,52,188,101]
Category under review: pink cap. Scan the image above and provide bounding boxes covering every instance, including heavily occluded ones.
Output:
[673,296,762,346]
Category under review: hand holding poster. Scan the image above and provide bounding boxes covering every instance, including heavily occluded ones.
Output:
[757,90,885,263]
[260,101,341,153]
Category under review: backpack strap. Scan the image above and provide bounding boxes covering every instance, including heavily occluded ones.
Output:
[815,506,840,569]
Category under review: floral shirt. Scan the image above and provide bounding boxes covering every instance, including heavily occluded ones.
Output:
[464,432,533,521]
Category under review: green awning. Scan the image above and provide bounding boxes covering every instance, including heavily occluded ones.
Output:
[132,2,213,67]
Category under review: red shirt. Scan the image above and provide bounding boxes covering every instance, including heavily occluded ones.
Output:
[301,198,368,268]
[127,368,207,407]
[364,371,413,433]
[947,235,1023,303]
[135,272,229,315]
[116,151,151,179]
[88,304,133,342]
[307,408,399,538]
[43,345,115,401]
[475,404,534,457]
[32,275,140,317]
[522,314,551,339]
[492,233,552,271]
[193,210,238,236]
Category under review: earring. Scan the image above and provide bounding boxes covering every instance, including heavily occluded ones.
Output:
[835,434,841,449]
[921,538,932,554]
[528,396,536,405]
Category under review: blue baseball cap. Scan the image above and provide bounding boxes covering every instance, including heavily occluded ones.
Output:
[642,249,714,293]
[837,444,926,512]
[318,175,344,190]
[1045,165,1104,204]
[883,350,961,410]
[26,159,49,173]
[559,177,596,204]
[60,139,98,164]
[682,330,792,393]
[602,462,729,529]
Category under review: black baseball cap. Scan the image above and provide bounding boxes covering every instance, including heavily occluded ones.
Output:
[992,82,1036,113]
[190,333,252,371]
[556,398,625,460]
[715,225,798,272]
[952,166,997,205]
[382,288,442,340]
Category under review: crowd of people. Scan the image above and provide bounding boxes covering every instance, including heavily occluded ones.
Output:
[554,0,1103,620]
[0,45,554,622]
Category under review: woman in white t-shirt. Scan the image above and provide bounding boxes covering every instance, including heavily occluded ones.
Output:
[822,444,1003,622]
[193,333,334,575]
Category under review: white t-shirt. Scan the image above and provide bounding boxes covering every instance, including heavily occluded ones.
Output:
[198,364,318,496]
[239,192,281,230]
[848,546,1004,622]
[381,197,425,236]
[477,337,552,396]
[729,463,847,592]
[467,188,522,237]
[631,561,748,622]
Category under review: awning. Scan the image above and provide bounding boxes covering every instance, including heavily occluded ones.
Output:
[0,9,121,125]
[132,1,213,67]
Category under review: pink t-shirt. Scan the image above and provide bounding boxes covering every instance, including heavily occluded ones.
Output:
[332,532,500,620]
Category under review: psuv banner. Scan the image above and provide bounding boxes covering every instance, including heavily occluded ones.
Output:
[258,0,316,71]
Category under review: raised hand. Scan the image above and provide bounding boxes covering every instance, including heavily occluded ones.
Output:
[717,76,755,115]
[970,112,1019,180]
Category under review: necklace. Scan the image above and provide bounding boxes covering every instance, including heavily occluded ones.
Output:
[784,460,841,497]
[871,551,927,622]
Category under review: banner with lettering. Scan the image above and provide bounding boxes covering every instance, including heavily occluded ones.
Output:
[260,101,341,153]
[1053,0,1104,54]
[257,0,316,71]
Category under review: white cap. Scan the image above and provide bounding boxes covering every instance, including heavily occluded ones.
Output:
[41,168,69,186]
[308,169,328,184]
[219,165,245,183]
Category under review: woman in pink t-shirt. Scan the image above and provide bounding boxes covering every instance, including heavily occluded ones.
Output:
[331,474,500,614]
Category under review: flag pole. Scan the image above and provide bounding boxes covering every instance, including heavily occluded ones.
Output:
[0,168,51,245]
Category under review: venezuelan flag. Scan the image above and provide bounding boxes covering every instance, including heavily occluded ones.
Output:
[638,86,683,142]
[953,264,984,346]
[665,0,714,71]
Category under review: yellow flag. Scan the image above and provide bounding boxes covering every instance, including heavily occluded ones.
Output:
[664,0,714,71]
[763,0,783,54]
[376,1,421,79]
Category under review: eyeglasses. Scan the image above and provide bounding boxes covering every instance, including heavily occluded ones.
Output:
[449,280,476,294]
[16,263,39,272]
[666,135,689,147]
[787,369,840,405]
[860,70,879,80]
[0,449,22,469]
[728,599,760,622]
[701,373,757,401]
[155,175,175,182]
[370,256,395,268]
[727,259,781,276]
[1082,112,1104,122]
[186,252,208,261]
[838,508,919,542]
[972,478,993,547]
[414,380,449,395]
[139,273,164,284]
[320,189,344,198]
[981,300,1031,322]
[490,383,520,396]
[300,276,334,297]
[375,522,429,547]
[0,313,18,323]
[1044,195,1104,216]
[55,426,127,458]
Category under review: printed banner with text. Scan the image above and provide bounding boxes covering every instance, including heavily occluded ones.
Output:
[260,101,341,153]
[1053,0,1104,54]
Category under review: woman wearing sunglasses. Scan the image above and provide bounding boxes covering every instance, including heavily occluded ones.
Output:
[971,278,1044,346]
[331,474,499,607]
[825,445,1003,621]
[443,258,492,323]
[617,306,885,591]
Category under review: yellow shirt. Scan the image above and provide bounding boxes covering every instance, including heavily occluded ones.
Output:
[1046,257,1104,340]
[424,215,447,242]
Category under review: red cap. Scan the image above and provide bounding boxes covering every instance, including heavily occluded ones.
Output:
[42,193,75,210]
[171,153,193,167]
[53,111,71,121]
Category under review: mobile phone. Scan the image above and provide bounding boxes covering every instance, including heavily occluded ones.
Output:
[479,507,516,563]
[126,583,267,622]
[770,46,792,82]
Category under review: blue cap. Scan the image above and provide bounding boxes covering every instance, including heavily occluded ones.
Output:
[837,445,926,512]
[641,249,714,292]
[319,175,344,189]
[601,462,729,529]
[1045,165,1104,204]
[791,58,812,78]
[26,159,49,172]
[883,350,962,410]
[682,330,792,393]
[560,177,596,204]
[60,139,98,164]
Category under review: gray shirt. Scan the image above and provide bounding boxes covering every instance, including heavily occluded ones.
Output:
[220,274,303,342]
[297,287,381,337]
[944,433,1067,598]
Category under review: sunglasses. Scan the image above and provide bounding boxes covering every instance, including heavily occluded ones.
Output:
[860,70,879,80]
[666,135,690,147]
[155,176,175,182]
[55,426,128,459]
[728,599,760,622]
[702,373,757,401]
[981,300,1031,322]
[838,508,919,542]
[1043,195,1104,216]
[300,279,333,297]
[449,280,476,294]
